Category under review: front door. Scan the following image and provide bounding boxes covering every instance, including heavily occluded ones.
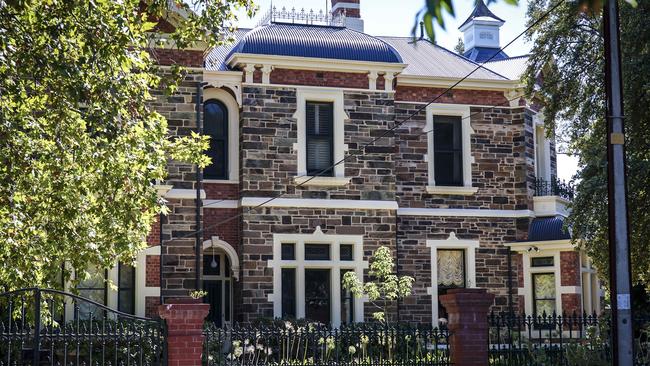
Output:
[305,269,331,324]
[202,251,232,327]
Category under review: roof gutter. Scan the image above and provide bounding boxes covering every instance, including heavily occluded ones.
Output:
[396,74,522,91]
[227,53,407,74]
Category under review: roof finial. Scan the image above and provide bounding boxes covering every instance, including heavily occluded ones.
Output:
[419,21,424,39]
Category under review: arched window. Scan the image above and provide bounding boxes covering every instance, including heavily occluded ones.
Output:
[203,100,228,179]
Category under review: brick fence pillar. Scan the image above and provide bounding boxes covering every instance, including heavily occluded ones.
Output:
[439,288,495,366]
[159,299,210,366]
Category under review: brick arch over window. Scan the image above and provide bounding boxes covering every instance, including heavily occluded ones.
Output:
[203,87,240,182]
[203,236,240,281]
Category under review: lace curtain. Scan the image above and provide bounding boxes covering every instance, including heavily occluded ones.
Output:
[437,249,466,287]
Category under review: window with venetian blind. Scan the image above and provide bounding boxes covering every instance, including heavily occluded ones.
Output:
[306,102,334,176]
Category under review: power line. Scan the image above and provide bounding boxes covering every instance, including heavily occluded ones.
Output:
[162,0,565,244]
[167,93,524,242]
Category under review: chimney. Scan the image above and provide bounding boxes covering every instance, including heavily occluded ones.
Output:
[331,0,364,32]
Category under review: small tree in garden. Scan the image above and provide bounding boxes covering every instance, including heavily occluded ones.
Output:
[342,246,414,323]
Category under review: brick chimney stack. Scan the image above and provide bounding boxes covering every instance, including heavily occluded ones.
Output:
[331,0,364,32]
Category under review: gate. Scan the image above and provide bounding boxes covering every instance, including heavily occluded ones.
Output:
[0,288,165,365]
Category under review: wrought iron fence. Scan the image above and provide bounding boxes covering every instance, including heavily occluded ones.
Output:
[203,321,451,366]
[534,177,574,200]
[0,288,165,366]
[488,312,650,366]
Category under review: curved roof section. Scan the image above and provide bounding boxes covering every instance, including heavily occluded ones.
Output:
[528,217,572,242]
[226,23,403,63]
[205,28,250,71]
[379,37,507,80]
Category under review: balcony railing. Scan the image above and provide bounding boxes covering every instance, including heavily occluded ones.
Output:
[535,177,574,200]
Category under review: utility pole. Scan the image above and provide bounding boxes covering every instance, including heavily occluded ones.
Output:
[603,0,634,364]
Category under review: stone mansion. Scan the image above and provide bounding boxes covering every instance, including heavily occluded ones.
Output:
[76,0,601,327]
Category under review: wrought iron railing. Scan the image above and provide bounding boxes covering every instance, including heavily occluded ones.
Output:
[0,288,165,366]
[534,177,574,200]
[203,321,451,366]
[488,312,650,366]
[256,6,347,27]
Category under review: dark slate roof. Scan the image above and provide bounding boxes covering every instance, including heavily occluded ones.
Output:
[205,28,251,71]
[528,217,571,242]
[463,47,509,63]
[379,37,507,80]
[459,0,505,29]
[225,22,403,63]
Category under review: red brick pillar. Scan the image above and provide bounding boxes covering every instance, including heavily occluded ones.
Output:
[439,288,495,366]
[159,299,210,366]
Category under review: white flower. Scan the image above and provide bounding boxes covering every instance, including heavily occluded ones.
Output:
[348,345,356,355]
[245,345,255,354]
[233,347,243,358]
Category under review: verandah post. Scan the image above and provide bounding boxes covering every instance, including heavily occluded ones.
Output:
[439,288,495,366]
[159,298,210,366]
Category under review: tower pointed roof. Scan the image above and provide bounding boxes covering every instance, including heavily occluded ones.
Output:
[459,0,505,29]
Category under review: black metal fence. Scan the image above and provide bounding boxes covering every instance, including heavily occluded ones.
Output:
[534,177,574,200]
[0,288,165,366]
[203,321,451,366]
[488,312,650,366]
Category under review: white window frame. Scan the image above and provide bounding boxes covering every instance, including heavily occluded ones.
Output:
[293,87,350,187]
[425,104,477,195]
[426,232,479,324]
[533,114,552,182]
[524,251,562,315]
[203,88,240,183]
[580,253,601,315]
[268,227,367,327]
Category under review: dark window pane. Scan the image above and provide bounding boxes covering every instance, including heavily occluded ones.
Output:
[204,101,227,136]
[434,152,463,186]
[76,266,107,318]
[531,256,554,267]
[305,269,330,324]
[203,100,228,179]
[204,280,223,327]
[225,256,231,278]
[433,115,463,186]
[118,263,135,314]
[281,243,295,260]
[305,244,330,260]
[306,102,333,176]
[281,268,296,318]
[224,280,231,321]
[203,253,221,276]
[340,244,353,261]
[340,269,354,324]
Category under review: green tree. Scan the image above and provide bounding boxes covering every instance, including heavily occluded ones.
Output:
[0,0,254,290]
[523,0,649,286]
[454,37,465,54]
[342,246,414,323]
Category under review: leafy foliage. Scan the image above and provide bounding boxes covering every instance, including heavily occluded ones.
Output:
[0,0,254,290]
[342,246,414,323]
[524,0,650,286]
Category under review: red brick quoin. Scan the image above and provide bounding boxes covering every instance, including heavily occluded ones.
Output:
[159,299,210,366]
[440,288,495,366]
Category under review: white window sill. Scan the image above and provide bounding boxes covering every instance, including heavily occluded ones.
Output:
[202,179,239,184]
[426,185,478,196]
[293,176,352,187]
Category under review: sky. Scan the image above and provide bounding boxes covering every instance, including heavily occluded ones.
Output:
[234,0,580,182]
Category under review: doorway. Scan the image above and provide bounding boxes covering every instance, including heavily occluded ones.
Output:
[202,249,232,327]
